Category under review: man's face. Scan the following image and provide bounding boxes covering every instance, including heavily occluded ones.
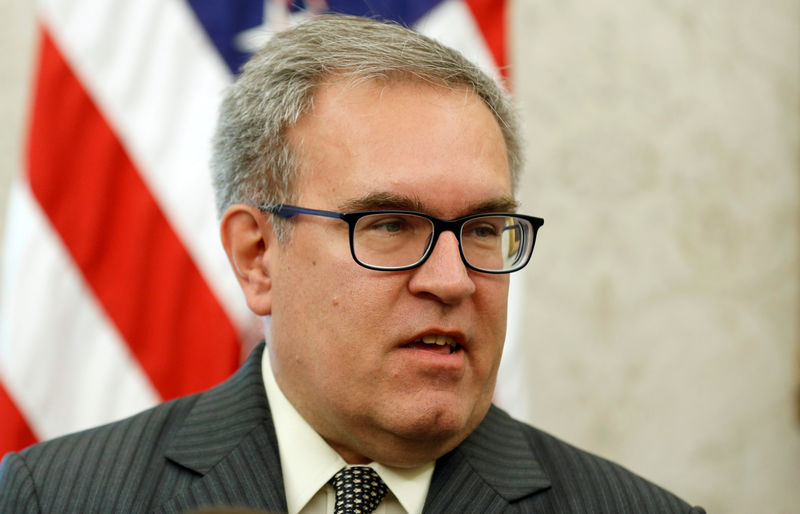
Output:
[266,79,513,467]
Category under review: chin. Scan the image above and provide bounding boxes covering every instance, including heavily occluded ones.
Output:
[392,402,485,447]
[352,406,489,467]
[359,394,494,465]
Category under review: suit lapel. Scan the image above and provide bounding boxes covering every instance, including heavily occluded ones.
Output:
[155,342,287,513]
[423,406,551,513]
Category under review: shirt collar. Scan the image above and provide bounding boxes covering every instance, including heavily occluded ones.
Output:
[261,345,434,514]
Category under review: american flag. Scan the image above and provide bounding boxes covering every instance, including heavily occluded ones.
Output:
[0,0,515,457]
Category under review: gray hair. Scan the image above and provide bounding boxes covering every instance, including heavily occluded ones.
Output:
[211,14,523,239]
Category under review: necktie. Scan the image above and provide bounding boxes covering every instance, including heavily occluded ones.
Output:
[329,466,388,514]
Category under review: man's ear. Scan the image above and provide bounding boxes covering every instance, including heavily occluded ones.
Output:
[220,204,275,316]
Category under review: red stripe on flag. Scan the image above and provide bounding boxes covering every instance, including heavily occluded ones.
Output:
[465,0,508,79]
[26,27,240,400]
[0,381,38,456]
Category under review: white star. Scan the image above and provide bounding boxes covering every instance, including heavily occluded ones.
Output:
[234,0,329,54]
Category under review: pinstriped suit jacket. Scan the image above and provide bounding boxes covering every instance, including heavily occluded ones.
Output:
[0,343,704,513]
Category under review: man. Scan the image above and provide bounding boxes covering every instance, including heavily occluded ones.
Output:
[0,15,704,513]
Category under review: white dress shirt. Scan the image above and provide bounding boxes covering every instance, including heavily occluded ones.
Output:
[261,348,435,514]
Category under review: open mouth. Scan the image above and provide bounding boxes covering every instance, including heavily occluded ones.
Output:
[406,334,460,355]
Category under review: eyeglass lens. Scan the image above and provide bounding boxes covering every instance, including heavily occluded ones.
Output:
[352,213,532,271]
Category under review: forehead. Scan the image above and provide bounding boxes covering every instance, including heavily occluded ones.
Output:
[287,78,511,217]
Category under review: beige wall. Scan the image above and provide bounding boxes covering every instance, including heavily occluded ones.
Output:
[511,1,800,512]
[1,1,798,512]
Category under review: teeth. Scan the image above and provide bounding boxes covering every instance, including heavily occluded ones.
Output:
[420,335,456,347]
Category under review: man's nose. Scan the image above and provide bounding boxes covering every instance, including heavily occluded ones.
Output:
[407,231,475,304]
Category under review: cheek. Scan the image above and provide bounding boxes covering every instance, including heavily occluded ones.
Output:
[277,254,391,346]
[326,277,406,348]
[473,279,510,364]
[475,277,509,326]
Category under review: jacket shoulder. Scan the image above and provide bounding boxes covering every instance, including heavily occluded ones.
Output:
[504,410,704,513]
[0,393,199,513]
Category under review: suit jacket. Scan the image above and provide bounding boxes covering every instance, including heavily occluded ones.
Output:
[0,342,704,513]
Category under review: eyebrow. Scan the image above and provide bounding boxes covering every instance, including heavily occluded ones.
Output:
[339,192,519,216]
[340,192,423,212]
[470,197,519,214]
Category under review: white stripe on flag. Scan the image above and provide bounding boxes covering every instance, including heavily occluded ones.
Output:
[414,0,501,82]
[494,272,531,423]
[0,181,160,440]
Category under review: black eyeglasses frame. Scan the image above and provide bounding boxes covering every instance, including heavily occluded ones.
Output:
[262,204,544,274]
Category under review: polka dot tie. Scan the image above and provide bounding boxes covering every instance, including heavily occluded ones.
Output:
[329,466,388,514]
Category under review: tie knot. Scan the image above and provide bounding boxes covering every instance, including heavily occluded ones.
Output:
[329,466,388,514]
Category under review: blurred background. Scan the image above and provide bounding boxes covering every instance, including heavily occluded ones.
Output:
[1,1,798,512]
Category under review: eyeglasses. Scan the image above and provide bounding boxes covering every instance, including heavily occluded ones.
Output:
[262,204,544,274]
